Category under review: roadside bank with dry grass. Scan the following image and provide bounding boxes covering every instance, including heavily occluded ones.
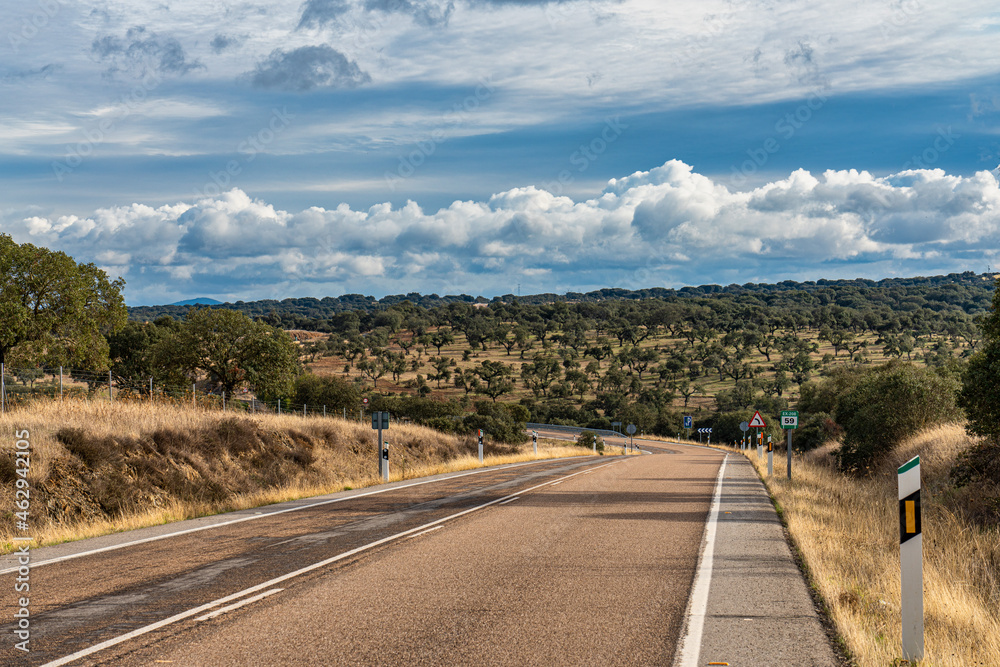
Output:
[0,399,591,554]
[732,424,1000,666]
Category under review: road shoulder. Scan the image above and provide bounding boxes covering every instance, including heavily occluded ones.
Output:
[694,453,840,667]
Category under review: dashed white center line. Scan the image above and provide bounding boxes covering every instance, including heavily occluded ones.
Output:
[195,589,284,622]
[42,460,618,667]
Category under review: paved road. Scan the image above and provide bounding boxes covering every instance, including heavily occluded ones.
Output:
[3,435,838,666]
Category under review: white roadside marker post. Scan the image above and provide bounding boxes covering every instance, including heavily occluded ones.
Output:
[898,455,924,662]
[767,434,773,476]
[478,429,484,463]
[382,441,389,482]
[532,430,537,456]
[373,411,389,478]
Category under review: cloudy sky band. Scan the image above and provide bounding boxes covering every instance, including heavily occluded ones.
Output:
[2,0,999,303]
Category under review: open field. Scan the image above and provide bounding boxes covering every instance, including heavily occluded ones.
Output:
[304,324,972,416]
[0,399,591,555]
[730,424,1000,666]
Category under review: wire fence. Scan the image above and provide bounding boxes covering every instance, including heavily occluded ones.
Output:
[0,364,366,421]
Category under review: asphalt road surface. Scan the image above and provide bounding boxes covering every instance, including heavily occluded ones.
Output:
[2,437,838,666]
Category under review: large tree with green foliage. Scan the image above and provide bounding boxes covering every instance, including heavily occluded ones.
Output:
[836,362,960,473]
[0,235,126,367]
[108,316,181,392]
[959,278,1000,439]
[154,307,300,397]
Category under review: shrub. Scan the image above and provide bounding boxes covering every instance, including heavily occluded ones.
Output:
[575,430,604,453]
[835,362,960,474]
[959,347,1000,441]
[462,400,529,445]
[793,412,843,451]
[293,373,361,414]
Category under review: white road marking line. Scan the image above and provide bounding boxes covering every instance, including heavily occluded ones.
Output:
[408,526,444,539]
[674,454,728,667]
[498,496,520,505]
[194,589,284,622]
[1,456,589,575]
[41,460,617,667]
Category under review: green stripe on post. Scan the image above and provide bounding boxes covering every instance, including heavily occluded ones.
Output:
[898,455,921,475]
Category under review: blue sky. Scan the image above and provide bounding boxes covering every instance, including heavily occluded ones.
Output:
[2,0,1000,305]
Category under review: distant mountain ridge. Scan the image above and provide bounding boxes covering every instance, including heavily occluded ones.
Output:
[168,298,223,306]
[128,271,998,326]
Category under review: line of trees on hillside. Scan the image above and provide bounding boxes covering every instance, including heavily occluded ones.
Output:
[127,271,997,329]
[4,234,1000,509]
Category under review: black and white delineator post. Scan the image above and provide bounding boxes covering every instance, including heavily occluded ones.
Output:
[382,441,389,482]
[532,430,538,455]
[478,429,484,463]
[372,411,390,477]
[898,455,924,661]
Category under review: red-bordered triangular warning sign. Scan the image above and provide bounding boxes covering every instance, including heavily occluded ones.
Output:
[748,411,766,428]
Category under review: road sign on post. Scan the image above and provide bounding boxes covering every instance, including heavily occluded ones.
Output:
[683,415,692,429]
[898,456,924,661]
[626,423,636,452]
[748,411,766,428]
[781,410,798,478]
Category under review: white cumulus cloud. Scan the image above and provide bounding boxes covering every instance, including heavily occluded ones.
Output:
[5,160,999,304]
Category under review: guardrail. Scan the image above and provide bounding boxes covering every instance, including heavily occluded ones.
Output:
[525,423,627,440]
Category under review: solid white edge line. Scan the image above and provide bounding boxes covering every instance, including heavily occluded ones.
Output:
[41,459,618,667]
[674,454,728,667]
[1,455,591,575]
[194,588,284,622]
[408,526,444,539]
[498,497,520,505]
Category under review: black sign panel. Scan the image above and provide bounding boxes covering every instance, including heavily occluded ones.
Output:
[898,490,921,544]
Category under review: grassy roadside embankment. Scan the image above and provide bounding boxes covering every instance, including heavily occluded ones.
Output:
[0,400,591,555]
[729,425,1000,666]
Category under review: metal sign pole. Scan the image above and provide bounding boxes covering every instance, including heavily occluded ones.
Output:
[377,413,383,478]
[787,429,793,479]
[898,456,924,661]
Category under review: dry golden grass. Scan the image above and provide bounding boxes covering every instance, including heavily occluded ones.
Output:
[0,399,592,555]
[731,424,1000,666]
